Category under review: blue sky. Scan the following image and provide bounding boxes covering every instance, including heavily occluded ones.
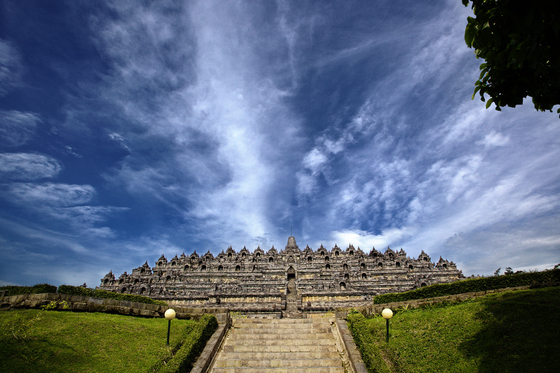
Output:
[1,0,559,287]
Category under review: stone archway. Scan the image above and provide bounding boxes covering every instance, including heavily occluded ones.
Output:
[287,266,296,281]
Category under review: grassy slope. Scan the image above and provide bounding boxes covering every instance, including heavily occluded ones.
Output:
[351,286,560,373]
[0,310,198,373]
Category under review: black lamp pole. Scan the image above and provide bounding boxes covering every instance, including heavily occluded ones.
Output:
[386,318,390,343]
[167,320,171,346]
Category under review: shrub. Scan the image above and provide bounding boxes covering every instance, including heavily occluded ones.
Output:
[158,314,218,373]
[41,300,70,310]
[57,285,167,305]
[374,269,560,304]
[347,311,391,373]
[0,284,57,296]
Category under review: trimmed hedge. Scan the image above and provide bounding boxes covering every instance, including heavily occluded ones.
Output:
[347,311,391,373]
[57,285,167,305]
[374,269,560,304]
[0,283,57,296]
[158,314,218,373]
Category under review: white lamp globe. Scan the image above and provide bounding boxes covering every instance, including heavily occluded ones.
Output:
[381,308,393,319]
[164,309,176,320]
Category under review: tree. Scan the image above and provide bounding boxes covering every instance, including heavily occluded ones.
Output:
[494,267,501,276]
[462,0,560,116]
[504,267,513,275]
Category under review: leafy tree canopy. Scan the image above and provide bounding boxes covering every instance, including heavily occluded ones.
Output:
[462,0,560,115]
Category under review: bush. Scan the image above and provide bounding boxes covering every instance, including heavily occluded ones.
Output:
[158,314,218,373]
[57,285,166,305]
[0,284,57,296]
[374,269,560,304]
[347,311,391,373]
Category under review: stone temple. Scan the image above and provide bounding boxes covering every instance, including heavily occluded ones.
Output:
[99,236,463,317]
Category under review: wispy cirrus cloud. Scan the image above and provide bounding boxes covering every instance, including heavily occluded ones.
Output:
[289,1,560,276]
[0,39,22,96]
[477,131,510,148]
[3,182,96,206]
[0,153,62,180]
[0,110,41,147]
[87,0,306,250]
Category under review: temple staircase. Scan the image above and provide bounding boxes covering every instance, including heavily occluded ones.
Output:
[284,276,301,318]
[210,318,346,372]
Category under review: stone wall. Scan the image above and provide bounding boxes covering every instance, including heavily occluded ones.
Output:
[99,236,464,315]
[0,292,224,319]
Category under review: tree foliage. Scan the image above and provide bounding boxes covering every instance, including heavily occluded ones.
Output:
[462,0,560,115]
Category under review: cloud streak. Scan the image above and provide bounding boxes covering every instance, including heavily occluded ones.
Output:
[0,110,41,147]
[0,153,62,180]
[0,39,22,96]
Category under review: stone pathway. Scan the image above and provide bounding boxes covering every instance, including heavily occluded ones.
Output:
[210,318,346,373]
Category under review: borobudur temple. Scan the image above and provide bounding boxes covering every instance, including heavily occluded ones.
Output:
[99,236,463,316]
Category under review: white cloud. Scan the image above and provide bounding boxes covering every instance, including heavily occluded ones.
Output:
[49,206,127,226]
[330,228,415,253]
[0,153,62,180]
[302,148,328,174]
[477,131,510,148]
[62,145,82,158]
[296,171,317,202]
[0,110,41,147]
[89,0,308,249]
[3,182,96,206]
[423,155,483,204]
[108,132,130,151]
[0,39,22,96]
[441,216,560,276]
[0,216,90,255]
[397,136,560,272]
[83,227,116,239]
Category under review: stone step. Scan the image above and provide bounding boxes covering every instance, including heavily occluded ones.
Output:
[234,321,330,327]
[231,327,331,335]
[211,318,344,373]
[215,358,343,368]
[212,368,345,373]
[219,351,340,360]
[228,332,334,340]
[233,321,331,328]
[224,344,338,353]
[222,338,337,346]
[232,319,329,324]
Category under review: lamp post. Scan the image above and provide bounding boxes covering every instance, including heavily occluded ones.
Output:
[381,308,393,343]
[164,308,176,346]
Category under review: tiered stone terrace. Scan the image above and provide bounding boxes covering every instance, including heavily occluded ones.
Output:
[99,236,463,316]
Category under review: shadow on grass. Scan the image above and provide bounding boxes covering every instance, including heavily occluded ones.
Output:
[0,337,90,373]
[459,287,560,373]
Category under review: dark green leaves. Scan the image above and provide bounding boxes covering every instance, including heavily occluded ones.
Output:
[462,0,560,116]
[464,17,478,46]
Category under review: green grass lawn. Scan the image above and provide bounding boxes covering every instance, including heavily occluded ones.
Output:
[0,310,200,373]
[349,286,560,373]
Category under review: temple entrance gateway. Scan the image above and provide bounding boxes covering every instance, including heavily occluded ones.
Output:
[287,266,296,281]
[284,266,301,317]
